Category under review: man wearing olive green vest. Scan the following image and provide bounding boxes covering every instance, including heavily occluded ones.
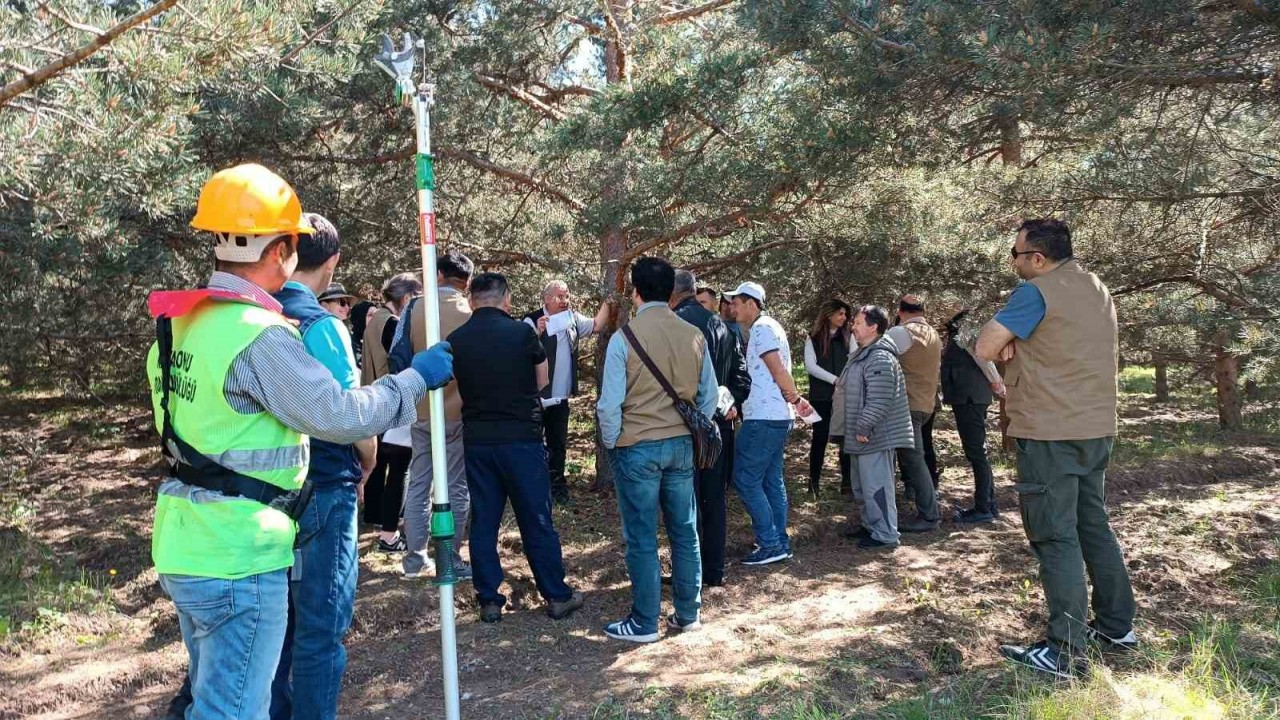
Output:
[147,164,454,720]
[977,218,1137,679]
[885,294,943,531]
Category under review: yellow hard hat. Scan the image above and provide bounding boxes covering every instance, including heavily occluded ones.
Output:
[190,163,315,237]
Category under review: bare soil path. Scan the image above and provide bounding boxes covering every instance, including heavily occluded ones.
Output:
[1,393,1277,719]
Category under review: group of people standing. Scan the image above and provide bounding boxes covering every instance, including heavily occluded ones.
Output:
[152,161,1139,720]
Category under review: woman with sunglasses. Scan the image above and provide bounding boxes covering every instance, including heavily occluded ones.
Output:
[318,282,357,321]
[802,299,854,497]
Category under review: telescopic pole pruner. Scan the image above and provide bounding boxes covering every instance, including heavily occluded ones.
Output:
[373,31,461,720]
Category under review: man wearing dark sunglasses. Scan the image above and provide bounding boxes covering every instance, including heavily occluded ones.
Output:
[318,282,357,321]
[976,218,1136,680]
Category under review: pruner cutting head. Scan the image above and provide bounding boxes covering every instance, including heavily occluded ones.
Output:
[374,32,420,105]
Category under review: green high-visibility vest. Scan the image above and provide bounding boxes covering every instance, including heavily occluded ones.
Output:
[146,299,307,579]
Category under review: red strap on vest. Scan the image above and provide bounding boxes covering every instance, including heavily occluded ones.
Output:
[147,288,261,319]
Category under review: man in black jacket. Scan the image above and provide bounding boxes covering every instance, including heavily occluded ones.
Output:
[670,269,751,586]
[942,309,1007,523]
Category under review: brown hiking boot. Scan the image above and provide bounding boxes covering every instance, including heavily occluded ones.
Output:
[547,591,584,620]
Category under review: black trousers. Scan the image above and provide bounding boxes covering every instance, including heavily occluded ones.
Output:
[807,398,851,492]
[951,402,996,513]
[541,400,571,496]
[363,441,411,532]
[694,417,734,585]
[922,408,939,486]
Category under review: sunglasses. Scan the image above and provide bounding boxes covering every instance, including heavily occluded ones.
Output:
[324,298,351,307]
[1010,247,1042,259]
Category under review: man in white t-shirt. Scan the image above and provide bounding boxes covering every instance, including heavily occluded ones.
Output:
[726,281,804,566]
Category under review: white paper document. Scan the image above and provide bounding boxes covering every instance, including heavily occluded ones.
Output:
[715,386,735,417]
[544,310,574,336]
[796,399,822,425]
[540,396,566,409]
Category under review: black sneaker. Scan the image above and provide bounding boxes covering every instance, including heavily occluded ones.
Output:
[377,533,408,553]
[955,508,998,524]
[551,488,571,506]
[999,640,1087,679]
[479,602,503,623]
[163,677,193,720]
[547,591,584,620]
[1086,625,1139,651]
[858,535,897,550]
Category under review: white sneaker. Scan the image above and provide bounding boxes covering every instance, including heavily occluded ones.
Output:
[1086,625,1139,651]
[666,613,702,633]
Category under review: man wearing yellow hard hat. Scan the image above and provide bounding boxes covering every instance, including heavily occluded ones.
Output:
[146,163,453,720]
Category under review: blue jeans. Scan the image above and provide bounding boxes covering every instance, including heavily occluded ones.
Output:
[732,419,792,552]
[270,483,359,720]
[465,441,573,607]
[160,570,289,720]
[611,436,702,631]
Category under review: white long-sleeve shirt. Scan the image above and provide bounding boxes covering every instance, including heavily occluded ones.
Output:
[802,336,839,385]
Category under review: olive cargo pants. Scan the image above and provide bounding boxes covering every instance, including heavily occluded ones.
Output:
[1013,437,1136,650]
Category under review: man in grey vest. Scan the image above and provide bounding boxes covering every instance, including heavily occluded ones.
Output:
[522,281,611,504]
[977,218,1137,679]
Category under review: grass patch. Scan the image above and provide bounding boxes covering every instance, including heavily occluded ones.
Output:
[1119,366,1155,395]
[0,445,115,644]
[1112,417,1228,465]
[0,527,115,644]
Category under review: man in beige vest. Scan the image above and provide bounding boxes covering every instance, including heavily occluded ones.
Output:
[401,251,474,579]
[885,294,943,531]
[596,257,718,643]
[977,218,1137,679]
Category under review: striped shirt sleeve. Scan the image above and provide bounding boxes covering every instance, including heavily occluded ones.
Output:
[224,325,426,445]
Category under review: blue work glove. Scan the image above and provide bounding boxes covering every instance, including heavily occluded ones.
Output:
[410,341,453,390]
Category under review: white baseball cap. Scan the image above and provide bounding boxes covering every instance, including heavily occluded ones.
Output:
[724,281,765,304]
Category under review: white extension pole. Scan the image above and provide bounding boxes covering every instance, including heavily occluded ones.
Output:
[374,32,461,720]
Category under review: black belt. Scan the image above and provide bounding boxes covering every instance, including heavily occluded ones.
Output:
[157,316,312,521]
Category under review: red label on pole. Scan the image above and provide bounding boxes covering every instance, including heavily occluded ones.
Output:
[419,212,437,246]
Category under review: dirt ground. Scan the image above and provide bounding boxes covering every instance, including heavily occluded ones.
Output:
[1,392,1277,719]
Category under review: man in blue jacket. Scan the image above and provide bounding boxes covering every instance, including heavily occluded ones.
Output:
[270,214,373,720]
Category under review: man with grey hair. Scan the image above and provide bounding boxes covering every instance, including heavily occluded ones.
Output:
[670,269,750,586]
[522,280,612,504]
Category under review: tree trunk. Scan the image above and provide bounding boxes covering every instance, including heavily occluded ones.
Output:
[590,225,629,492]
[1213,331,1243,430]
[997,110,1022,167]
[589,0,633,492]
[1154,357,1169,403]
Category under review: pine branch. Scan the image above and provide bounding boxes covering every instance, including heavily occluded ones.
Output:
[278,0,366,66]
[0,0,179,108]
[624,181,812,261]
[1054,187,1274,203]
[440,147,586,212]
[1229,0,1280,26]
[650,0,737,26]
[280,145,586,211]
[686,239,803,276]
[828,1,916,54]
[475,72,568,120]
